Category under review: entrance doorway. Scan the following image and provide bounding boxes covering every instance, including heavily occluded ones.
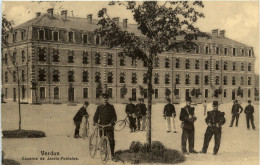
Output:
[68,87,74,102]
[232,90,236,100]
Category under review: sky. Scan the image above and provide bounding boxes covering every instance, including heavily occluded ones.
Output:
[2,1,259,74]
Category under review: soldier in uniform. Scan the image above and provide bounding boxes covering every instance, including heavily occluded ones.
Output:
[230,100,243,127]
[164,98,177,133]
[244,100,255,130]
[179,97,198,155]
[73,101,89,138]
[200,101,225,155]
[125,98,136,133]
[93,93,117,161]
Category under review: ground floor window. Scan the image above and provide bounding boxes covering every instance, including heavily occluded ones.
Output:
[132,89,136,101]
[174,89,179,98]
[83,88,88,98]
[185,89,189,99]
[155,89,159,98]
[248,89,251,97]
[144,89,148,99]
[205,89,208,98]
[13,88,16,101]
[40,87,45,99]
[22,86,26,99]
[224,89,226,98]
[54,87,59,99]
[5,88,8,99]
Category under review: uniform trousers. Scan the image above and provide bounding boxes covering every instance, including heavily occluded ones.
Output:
[202,126,221,154]
[99,127,115,157]
[74,120,81,136]
[181,128,195,152]
[230,113,239,127]
[246,114,255,129]
[165,117,176,132]
[128,116,136,131]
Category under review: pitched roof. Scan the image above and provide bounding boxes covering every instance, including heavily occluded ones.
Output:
[14,13,251,48]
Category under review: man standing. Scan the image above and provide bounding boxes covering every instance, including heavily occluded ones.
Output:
[179,97,198,155]
[200,101,226,155]
[230,100,243,127]
[140,98,147,131]
[203,100,207,116]
[164,98,177,133]
[73,101,89,138]
[244,100,255,130]
[125,98,136,133]
[135,98,143,131]
[93,93,117,161]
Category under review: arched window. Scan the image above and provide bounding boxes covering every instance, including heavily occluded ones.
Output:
[52,69,60,82]
[107,72,113,83]
[82,70,89,82]
[154,73,159,84]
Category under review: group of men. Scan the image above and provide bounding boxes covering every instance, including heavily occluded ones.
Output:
[125,98,147,132]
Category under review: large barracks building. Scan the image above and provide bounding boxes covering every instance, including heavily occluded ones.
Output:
[1,9,256,104]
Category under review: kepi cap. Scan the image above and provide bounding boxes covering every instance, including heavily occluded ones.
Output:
[213,101,218,106]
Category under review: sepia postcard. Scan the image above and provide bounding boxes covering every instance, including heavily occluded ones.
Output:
[1,1,259,165]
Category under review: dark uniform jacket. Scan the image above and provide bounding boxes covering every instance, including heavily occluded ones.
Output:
[164,104,176,117]
[125,103,136,114]
[180,105,196,129]
[140,103,147,116]
[93,103,117,126]
[73,106,88,122]
[205,110,226,127]
[231,104,243,114]
[244,105,254,115]
[136,103,147,116]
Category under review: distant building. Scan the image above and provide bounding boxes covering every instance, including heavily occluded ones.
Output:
[1,8,256,104]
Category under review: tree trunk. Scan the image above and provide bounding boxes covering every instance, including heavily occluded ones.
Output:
[17,79,21,131]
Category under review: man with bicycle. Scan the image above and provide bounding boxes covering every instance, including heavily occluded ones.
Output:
[93,93,117,161]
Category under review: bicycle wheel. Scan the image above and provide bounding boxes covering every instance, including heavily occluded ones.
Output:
[114,120,126,131]
[100,136,110,164]
[89,133,98,158]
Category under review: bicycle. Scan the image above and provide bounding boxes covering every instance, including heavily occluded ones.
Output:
[89,123,111,164]
[114,114,130,131]
[82,115,89,139]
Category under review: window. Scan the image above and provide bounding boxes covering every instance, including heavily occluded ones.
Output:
[95,52,101,65]
[248,77,251,85]
[4,53,8,64]
[165,57,170,68]
[52,69,60,82]
[4,34,8,45]
[248,50,252,57]
[39,30,44,40]
[241,62,244,71]
[107,53,113,65]
[204,75,209,85]
[40,87,45,99]
[108,88,112,98]
[132,73,137,84]
[195,59,199,69]
[205,61,209,70]
[215,61,219,70]
[22,51,25,62]
[5,88,8,99]
[195,75,199,85]
[83,34,88,44]
[175,74,180,84]
[120,72,125,83]
[120,56,125,66]
[13,88,16,101]
[143,89,148,99]
[185,59,190,69]
[83,88,88,98]
[175,58,180,68]
[248,63,251,71]
[215,76,220,85]
[54,87,59,99]
[224,89,226,98]
[53,49,59,62]
[232,76,236,85]
[131,58,137,66]
[22,86,26,99]
[38,47,46,62]
[53,31,59,41]
[96,35,100,45]
[154,73,159,84]
[205,89,208,98]
[13,71,16,82]
[107,72,113,83]
[143,73,147,84]
[233,62,236,71]
[248,89,251,97]
[154,57,159,67]
[224,76,227,85]
[68,50,74,63]
[241,49,244,56]
[21,31,24,41]
[216,47,219,54]
[82,71,89,83]
[165,74,170,84]
[120,88,125,98]
[233,48,236,56]
[185,74,190,85]
[68,31,73,42]
[241,76,244,85]
[174,89,179,98]
[224,61,227,70]
[68,71,74,82]
[224,48,228,55]
[155,89,159,98]
[22,70,25,82]
[82,51,88,64]
[95,72,101,83]
[143,59,148,67]
[38,68,46,81]
[205,46,209,54]
[195,46,199,53]
[13,32,17,42]
[5,72,8,82]
[12,52,16,63]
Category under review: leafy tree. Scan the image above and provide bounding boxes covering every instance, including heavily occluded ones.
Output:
[95,1,207,145]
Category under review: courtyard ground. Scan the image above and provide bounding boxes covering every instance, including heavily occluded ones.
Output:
[1,101,259,165]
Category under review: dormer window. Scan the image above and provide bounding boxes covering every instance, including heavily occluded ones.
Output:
[83,34,88,44]
[96,35,100,45]
[53,31,59,41]
[248,50,252,57]
[39,30,44,40]
[205,46,209,54]
[13,32,17,42]
[233,48,236,56]
[216,47,219,54]
[21,31,24,41]
[216,61,219,70]
[224,48,228,55]
[241,49,244,56]
[68,31,73,43]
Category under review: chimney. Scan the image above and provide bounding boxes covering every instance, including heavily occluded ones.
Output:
[47,8,54,18]
[123,19,128,28]
[36,12,41,18]
[219,30,225,38]
[87,14,92,24]
[212,29,218,38]
[112,17,119,26]
[61,10,68,19]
